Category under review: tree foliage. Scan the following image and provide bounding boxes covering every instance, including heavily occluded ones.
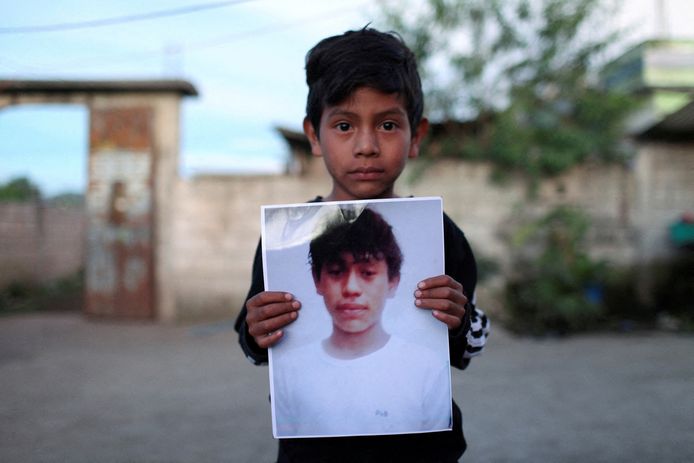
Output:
[380,0,639,187]
[0,177,41,202]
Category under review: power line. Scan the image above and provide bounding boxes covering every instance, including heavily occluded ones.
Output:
[0,3,371,77]
[0,0,253,34]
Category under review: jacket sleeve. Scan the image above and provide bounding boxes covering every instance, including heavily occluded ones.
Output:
[464,305,490,364]
[234,240,269,365]
[443,214,490,370]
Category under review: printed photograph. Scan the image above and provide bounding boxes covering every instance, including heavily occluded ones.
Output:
[262,197,452,438]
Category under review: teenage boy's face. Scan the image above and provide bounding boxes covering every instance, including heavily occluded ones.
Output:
[315,252,399,335]
[304,87,428,201]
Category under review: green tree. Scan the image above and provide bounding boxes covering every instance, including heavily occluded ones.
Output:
[381,0,639,189]
[0,177,41,202]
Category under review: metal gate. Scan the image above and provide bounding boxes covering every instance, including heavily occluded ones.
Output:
[85,107,155,318]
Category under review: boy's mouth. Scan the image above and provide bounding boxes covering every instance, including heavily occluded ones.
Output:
[349,166,384,180]
[336,303,368,316]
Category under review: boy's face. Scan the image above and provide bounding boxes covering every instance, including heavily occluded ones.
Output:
[304,87,428,201]
[315,252,399,335]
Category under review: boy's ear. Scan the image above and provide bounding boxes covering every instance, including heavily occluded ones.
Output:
[313,272,324,296]
[408,117,429,159]
[387,275,400,298]
[303,117,323,157]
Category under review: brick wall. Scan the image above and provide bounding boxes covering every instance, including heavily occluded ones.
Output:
[0,201,85,288]
[0,202,41,287]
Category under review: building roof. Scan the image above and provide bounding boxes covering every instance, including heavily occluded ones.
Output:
[637,100,694,141]
[0,79,198,97]
[602,39,694,93]
[275,126,310,151]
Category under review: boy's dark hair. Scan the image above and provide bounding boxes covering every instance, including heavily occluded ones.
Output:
[309,207,403,282]
[305,27,424,137]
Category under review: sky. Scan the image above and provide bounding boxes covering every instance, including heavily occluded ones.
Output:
[1,0,693,196]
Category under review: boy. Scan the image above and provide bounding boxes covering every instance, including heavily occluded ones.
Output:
[235,27,489,462]
[272,206,451,437]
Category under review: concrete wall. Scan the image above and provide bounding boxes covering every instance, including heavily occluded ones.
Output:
[0,202,85,288]
[632,143,694,302]
[167,146,692,321]
[406,160,636,269]
[633,143,694,263]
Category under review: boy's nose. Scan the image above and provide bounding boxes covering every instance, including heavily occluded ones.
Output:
[342,269,362,295]
[354,129,379,157]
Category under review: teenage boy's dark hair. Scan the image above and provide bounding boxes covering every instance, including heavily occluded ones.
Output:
[309,208,403,282]
[305,27,424,137]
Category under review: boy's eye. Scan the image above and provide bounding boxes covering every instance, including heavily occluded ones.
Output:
[359,265,377,278]
[381,121,397,131]
[326,266,344,277]
[336,122,351,132]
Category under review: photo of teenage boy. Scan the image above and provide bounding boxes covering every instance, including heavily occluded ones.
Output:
[271,206,451,437]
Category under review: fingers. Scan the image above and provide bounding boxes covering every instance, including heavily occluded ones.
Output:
[246,292,301,348]
[431,308,463,329]
[417,275,462,293]
[415,276,467,307]
[254,329,285,349]
[414,275,468,330]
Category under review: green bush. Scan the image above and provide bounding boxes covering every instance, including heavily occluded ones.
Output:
[504,206,607,335]
[0,271,84,316]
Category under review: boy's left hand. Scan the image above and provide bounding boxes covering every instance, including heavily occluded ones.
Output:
[414,275,468,330]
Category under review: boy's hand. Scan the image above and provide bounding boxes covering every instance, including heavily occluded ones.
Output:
[414,275,468,330]
[246,291,301,348]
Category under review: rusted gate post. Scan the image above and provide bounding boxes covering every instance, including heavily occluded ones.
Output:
[86,105,156,318]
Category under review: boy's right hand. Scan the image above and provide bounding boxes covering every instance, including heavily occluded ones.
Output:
[245,291,301,349]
